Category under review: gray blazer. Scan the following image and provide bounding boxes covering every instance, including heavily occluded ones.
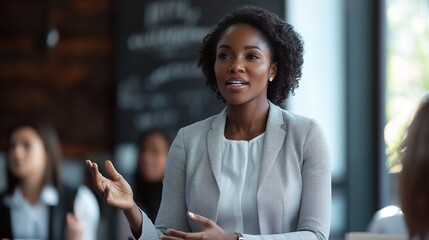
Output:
[139,102,331,240]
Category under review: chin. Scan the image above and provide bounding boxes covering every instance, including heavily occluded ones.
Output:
[222,94,249,105]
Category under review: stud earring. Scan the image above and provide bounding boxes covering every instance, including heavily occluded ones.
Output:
[269,76,274,82]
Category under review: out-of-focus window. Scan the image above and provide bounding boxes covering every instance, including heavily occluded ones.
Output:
[384,0,429,172]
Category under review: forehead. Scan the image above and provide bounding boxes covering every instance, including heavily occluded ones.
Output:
[217,23,269,49]
[11,127,40,140]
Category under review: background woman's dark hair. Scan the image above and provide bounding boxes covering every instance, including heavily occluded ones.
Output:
[399,96,429,240]
[5,121,62,194]
[198,5,304,106]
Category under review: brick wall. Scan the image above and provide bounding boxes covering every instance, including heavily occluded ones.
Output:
[0,0,114,157]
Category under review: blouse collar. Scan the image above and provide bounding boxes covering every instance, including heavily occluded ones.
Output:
[3,185,59,208]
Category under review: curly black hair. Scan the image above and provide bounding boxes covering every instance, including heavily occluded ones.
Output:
[198,5,304,106]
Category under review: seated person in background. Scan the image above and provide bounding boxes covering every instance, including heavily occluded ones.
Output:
[117,128,171,238]
[0,121,99,240]
[368,95,429,239]
[134,129,171,222]
[399,96,429,240]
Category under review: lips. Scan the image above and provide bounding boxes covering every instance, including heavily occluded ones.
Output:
[225,76,249,87]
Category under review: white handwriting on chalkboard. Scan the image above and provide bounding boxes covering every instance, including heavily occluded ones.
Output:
[128,26,209,51]
[144,1,201,27]
[118,61,206,112]
[134,109,180,130]
[145,61,203,90]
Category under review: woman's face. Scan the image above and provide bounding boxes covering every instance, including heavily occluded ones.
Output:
[138,133,169,183]
[8,127,47,182]
[214,23,277,106]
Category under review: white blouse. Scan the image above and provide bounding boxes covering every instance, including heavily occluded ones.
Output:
[216,133,265,234]
[3,185,99,240]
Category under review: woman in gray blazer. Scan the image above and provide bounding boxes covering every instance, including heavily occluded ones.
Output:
[87,5,331,240]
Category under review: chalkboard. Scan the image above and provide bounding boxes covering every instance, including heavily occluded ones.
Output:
[115,0,285,146]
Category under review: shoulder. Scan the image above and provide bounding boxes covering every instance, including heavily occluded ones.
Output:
[278,107,321,141]
[274,107,328,157]
[282,109,314,128]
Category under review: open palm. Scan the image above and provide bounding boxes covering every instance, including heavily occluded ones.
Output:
[86,160,134,210]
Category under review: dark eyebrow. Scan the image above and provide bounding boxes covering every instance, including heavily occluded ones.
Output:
[244,45,263,51]
[217,44,231,50]
[217,44,264,51]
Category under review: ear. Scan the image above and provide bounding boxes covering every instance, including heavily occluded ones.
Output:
[269,62,278,79]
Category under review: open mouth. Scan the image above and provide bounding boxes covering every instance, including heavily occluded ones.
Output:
[226,81,249,86]
[226,77,249,87]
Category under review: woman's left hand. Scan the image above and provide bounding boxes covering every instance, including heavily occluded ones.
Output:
[160,212,237,240]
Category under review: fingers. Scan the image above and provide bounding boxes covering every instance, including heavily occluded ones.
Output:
[86,159,107,195]
[187,212,213,228]
[103,184,114,205]
[86,160,101,182]
[105,160,122,180]
[161,213,214,240]
[167,229,187,238]
[163,229,206,240]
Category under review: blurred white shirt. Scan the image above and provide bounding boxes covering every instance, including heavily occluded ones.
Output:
[3,185,99,240]
[367,205,408,236]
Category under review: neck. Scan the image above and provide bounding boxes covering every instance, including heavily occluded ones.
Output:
[225,99,269,140]
[21,174,44,205]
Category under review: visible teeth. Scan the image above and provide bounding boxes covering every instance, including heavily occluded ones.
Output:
[227,81,246,85]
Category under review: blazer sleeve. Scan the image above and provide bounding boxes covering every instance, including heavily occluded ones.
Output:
[244,120,331,240]
[136,128,191,239]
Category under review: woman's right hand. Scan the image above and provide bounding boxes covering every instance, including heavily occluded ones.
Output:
[86,160,134,210]
[87,159,143,237]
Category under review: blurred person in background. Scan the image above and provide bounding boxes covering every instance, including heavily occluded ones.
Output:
[134,128,171,222]
[399,95,429,240]
[117,128,171,239]
[368,95,429,239]
[0,121,99,240]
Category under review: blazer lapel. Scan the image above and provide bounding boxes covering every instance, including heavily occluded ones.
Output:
[207,108,227,191]
[258,102,286,189]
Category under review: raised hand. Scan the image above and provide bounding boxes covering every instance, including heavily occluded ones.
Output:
[86,160,134,210]
[86,160,143,236]
[160,212,237,240]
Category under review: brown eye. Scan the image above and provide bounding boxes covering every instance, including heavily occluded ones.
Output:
[217,53,231,60]
[246,54,260,60]
[22,140,31,150]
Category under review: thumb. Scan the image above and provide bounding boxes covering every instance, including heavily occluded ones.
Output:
[188,212,213,227]
[105,160,122,180]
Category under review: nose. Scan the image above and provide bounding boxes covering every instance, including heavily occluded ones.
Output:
[228,58,245,73]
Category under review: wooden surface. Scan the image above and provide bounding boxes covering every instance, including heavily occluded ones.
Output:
[0,0,114,157]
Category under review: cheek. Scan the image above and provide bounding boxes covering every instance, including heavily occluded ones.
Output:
[214,60,227,80]
[30,145,48,170]
[252,64,270,78]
